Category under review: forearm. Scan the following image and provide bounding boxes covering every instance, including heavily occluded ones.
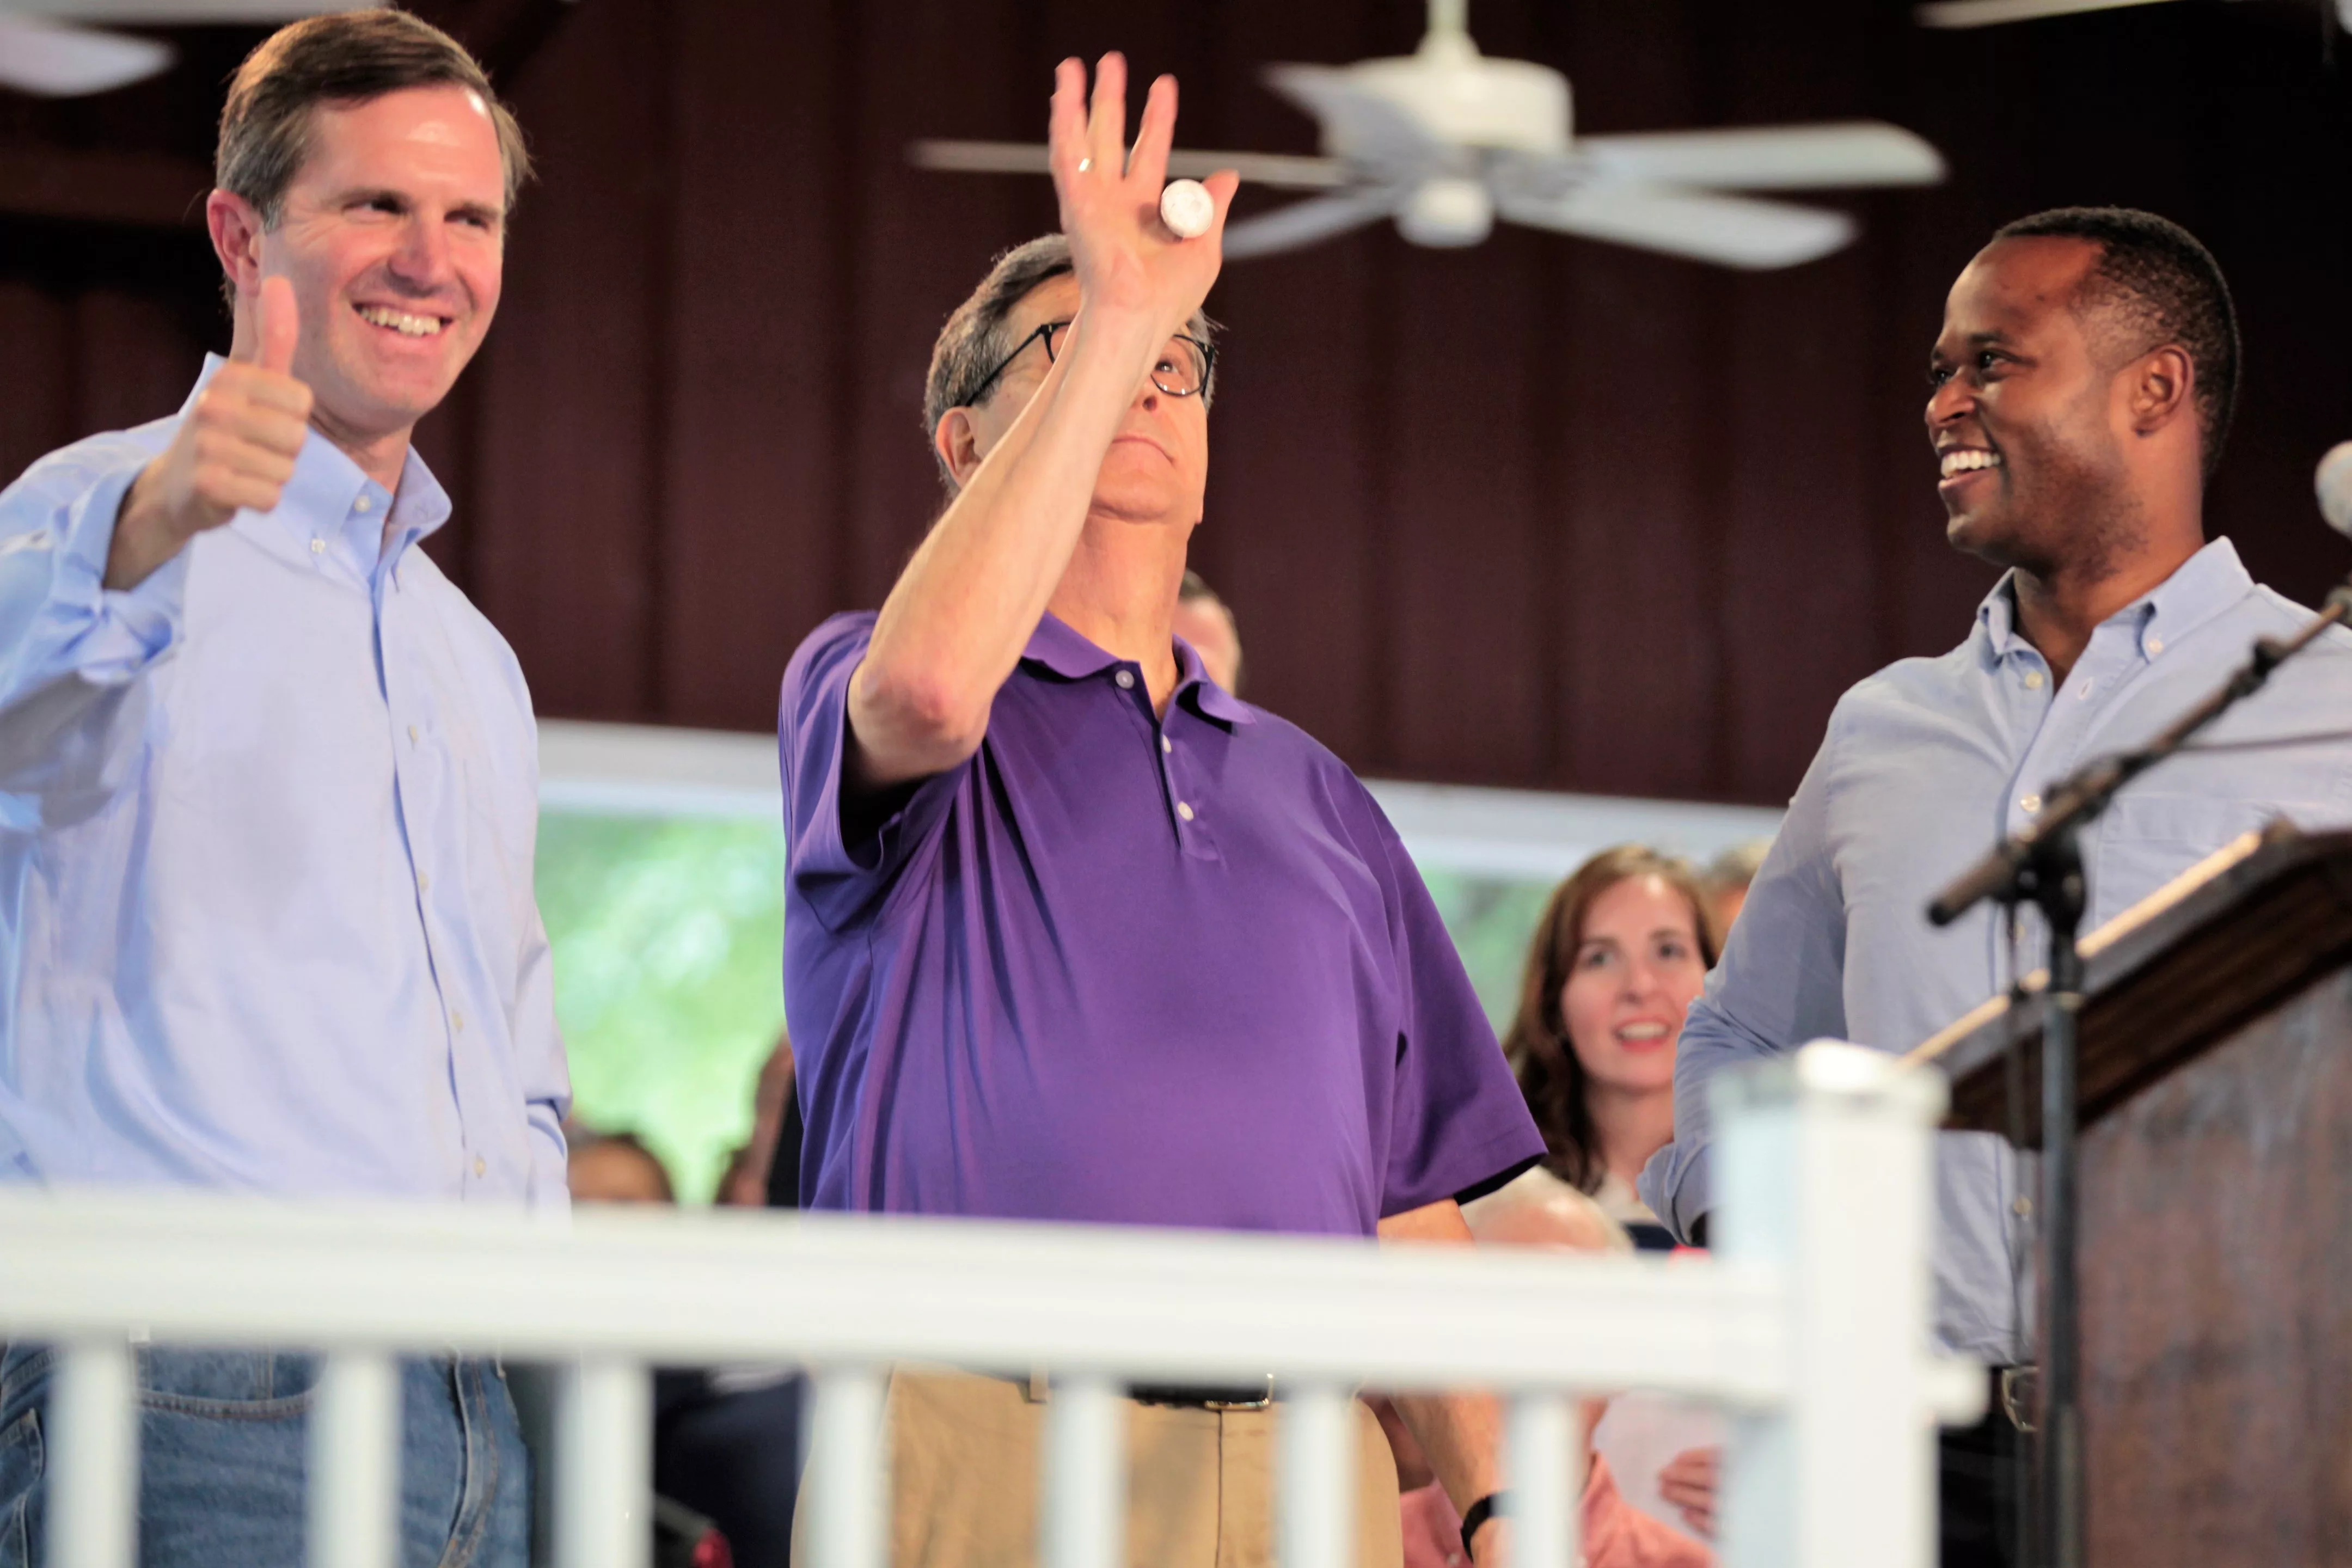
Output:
[1391,1388,1506,1512]
[0,463,186,819]
[103,464,192,591]
[852,307,1163,782]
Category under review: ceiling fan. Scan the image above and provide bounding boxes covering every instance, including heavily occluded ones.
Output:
[0,0,366,98]
[1918,0,2352,28]
[913,0,1946,271]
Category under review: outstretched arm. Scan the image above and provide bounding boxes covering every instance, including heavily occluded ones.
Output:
[847,55,1237,789]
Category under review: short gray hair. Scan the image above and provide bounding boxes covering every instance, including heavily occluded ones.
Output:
[922,233,1217,486]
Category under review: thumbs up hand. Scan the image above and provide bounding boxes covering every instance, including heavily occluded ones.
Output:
[107,275,316,590]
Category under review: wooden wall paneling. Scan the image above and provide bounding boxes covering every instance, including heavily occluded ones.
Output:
[0,281,73,486]
[71,289,207,438]
[2192,13,2352,607]
[657,0,853,730]
[1379,230,1549,785]
[1549,247,1725,801]
[1547,2,1722,801]
[837,0,1056,614]
[1707,2,1886,801]
[1181,1,1387,763]
[467,0,676,720]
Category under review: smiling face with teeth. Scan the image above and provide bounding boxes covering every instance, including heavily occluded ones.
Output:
[1925,236,2160,581]
[1559,872,1708,1101]
[211,85,507,483]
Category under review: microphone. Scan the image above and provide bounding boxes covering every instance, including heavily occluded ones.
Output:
[2316,441,2352,537]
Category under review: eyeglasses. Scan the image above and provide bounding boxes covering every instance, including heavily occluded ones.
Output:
[964,320,1216,407]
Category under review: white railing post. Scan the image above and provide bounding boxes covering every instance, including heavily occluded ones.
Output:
[308,1350,402,1568]
[1277,1381,1354,1568]
[1713,1040,1947,1568]
[1508,1392,1581,1568]
[553,1357,652,1568]
[1043,1374,1124,1568]
[805,1364,889,1568]
[48,1337,138,1568]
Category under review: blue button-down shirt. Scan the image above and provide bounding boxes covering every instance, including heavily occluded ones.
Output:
[1640,538,2352,1361]
[0,358,569,1207]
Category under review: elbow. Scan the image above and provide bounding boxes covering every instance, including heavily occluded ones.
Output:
[852,658,989,769]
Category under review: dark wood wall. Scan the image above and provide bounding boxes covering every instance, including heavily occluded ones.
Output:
[6,0,2351,805]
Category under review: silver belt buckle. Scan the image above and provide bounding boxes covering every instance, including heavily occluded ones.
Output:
[1203,1376,1275,1411]
[1998,1367,2039,1433]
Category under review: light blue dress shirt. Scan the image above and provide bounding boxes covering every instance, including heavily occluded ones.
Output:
[1640,537,2352,1362]
[0,358,569,1208]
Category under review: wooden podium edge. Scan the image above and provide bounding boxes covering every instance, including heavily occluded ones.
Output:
[1904,823,2352,1145]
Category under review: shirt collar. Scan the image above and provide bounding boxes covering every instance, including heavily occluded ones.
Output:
[1974,536,2253,666]
[185,355,452,561]
[1016,612,1256,727]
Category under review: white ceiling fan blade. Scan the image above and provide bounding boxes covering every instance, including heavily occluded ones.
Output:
[1916,0,2180,26]
[1220,188,1398,259]
[0,14,173,96]
[1574,122,1945,190]
[1264,63,1444,166]
[1501,185,1857,270]
[7,1,374,18]
[908,140,1349,191]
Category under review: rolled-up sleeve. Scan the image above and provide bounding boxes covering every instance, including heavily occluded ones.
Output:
[779,612,966,934]
[1364,792,1546,1217]
[0,440,188,824]
[1639,708,1852,1241]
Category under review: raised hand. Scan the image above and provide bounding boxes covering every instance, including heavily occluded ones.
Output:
[1048,53,1240,340]
[108,274,314,589]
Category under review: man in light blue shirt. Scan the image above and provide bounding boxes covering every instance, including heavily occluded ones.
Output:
[1640,208,2352,1566]
[0,14,564,1567]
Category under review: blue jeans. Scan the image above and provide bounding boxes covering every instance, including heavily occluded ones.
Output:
[0,1344,529,1568]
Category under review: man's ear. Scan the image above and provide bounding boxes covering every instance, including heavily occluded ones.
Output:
[934,407,986,490]
[2128,343,2196,438]
[206,189,268,299]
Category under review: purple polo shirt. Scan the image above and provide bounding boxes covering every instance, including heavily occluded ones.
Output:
[778,611,1542,1236]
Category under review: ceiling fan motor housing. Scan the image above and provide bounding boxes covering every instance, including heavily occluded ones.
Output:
[1335,48,1572,158]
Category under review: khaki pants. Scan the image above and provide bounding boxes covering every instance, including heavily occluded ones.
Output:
[795,1367,1404,1568]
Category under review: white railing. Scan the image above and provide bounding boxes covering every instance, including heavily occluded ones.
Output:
[0,1043,1982,1568]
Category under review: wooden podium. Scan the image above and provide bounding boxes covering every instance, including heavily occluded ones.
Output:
[1909,824,2352,1566]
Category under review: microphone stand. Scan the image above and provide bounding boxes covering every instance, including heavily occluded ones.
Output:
[1926,585,2351,1568]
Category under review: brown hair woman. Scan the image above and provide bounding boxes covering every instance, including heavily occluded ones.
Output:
[1503,845,1718,1249]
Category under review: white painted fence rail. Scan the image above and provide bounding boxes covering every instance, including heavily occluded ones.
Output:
[0,1044,1982,1568]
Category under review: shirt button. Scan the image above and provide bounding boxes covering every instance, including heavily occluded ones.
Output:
[1114,670,1136,690]
[417,872,431,893]
[310,538,326,555]
[1177,801,1195,822]
[2023,670,2044,690]
[473,1156,486,1178]
[451,1009,465,1032]
[356,495,372,513]
[2021,793,2042,813]
[2147,636,2164,657]
[1161,736,1172,754]
[407,724,420,745]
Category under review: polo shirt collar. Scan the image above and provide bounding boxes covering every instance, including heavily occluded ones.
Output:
[1974,535,2253,667]
[1174,633,1254,726]
[1017,612,1255,727]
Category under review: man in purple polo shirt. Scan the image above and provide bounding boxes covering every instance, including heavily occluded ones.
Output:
[780,55,1542,1568]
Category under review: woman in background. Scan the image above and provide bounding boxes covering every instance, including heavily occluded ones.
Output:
[1504,845,1716,1250]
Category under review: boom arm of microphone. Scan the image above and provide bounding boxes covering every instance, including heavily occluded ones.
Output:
[1928,585,2352,928]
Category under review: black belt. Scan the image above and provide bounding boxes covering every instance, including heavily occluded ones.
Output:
[1128,1377,1276,1410]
